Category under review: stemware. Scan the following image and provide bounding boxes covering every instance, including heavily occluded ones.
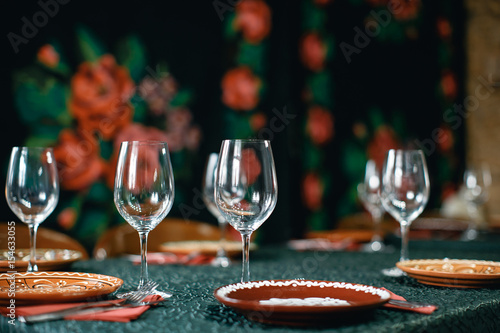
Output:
[357,160,386,252]
[379,150,430,271]
[202,153,231,267]
[461,163,491,241]
[114,141,174,296]
[214,139,277,282]
[5,147,59,272]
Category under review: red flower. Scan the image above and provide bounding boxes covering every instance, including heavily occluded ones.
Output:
[302,173,324,211]
[436,17,452,39]
[241,148,262,185]
[367,125,400,171]
[437,125,454,153]
[57,207,77,230]
[221,67,261,111]
[250,112,267,131]
[37,44,59,68]
[440,70,458,100]
[53,129,105,191]
[234,0,272,44]
[300,33,328,72]
[70,55,135,140]
[389,0,421,21]
[306,106,334,145]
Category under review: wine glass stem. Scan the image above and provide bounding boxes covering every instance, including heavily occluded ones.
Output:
[399,221,410,262]
[138,231,149,288]
[372,211,383,242]
[241,232,252,283]
[28,223,39,272]
[217,216,228,259]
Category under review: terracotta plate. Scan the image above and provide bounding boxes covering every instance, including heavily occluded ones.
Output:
[396,259,500,288]
[159,240,256,257]
[0,271,123,305]
[0,248,83,272]
[214,279,390,326]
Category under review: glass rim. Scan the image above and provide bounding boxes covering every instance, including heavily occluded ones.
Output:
[221,139,271,144]
[12,146,54,151]
[120,140,169,146]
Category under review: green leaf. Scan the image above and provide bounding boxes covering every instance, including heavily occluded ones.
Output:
[224,13,237,39]
[115,34,148,82]
[307,72,334,108]
[306,210,329,231]
[301,1,327,31]
[224,110,254,138]
[75,25,107,63]
[236,42,266,75]
[14,78,71,127]
[170,89,193,107]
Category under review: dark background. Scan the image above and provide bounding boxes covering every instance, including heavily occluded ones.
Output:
[0,0,465,250]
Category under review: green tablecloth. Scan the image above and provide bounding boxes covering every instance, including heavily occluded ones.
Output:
[2,239,500,332]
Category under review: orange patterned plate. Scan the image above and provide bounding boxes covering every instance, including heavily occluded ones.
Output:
[214,279,390,326]
[0,271,123,305]
[396,259,500,288]
[0,249,83,272]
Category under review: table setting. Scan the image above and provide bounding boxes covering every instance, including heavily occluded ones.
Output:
[2,142,500,332]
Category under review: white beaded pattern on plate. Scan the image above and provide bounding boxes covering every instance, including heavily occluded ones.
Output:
[216,279,390,305]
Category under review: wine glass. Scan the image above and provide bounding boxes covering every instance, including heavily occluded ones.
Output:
[214,139,277,282]
[114,141,174,297]
[461,163,491,241]
[5,147,59,272]
[379,150,430,273]
[357,160,386,252]
[202,153,231,267]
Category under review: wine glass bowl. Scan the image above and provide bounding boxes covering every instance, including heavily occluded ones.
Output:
[5,147,59,272]
[114,141,174,295]
[379,149,430,266]
[215,140,277,282]
[202,153,231,268]
[357,160,385,252]
[461,163,491,240]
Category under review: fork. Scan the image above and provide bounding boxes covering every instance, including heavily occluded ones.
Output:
[388,299,438,309]
[18,280,160,324]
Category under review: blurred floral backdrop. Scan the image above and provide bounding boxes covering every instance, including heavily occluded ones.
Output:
[3,0,465,251]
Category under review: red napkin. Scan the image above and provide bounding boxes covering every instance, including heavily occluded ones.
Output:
[382,288,437,314]
[129,252,214,265]
[1,295,162,322]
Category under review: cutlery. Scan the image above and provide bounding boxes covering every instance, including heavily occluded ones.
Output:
[388,299,438,309]
[19,280,160,324]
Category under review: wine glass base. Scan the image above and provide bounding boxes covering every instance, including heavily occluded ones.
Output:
[381,267,406,277]
[211,256,231,268]
[361,241,386,253]
[116,287,173,301]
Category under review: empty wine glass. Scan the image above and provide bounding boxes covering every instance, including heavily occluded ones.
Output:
[461,163,491,241]
[114,141,174,297]
[5,147,59,272]
[357,160,385,252]
[215,139,277,282]
[379,150,430,274]
[202,153,231,267]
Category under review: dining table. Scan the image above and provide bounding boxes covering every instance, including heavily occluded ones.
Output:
[2,235,500,333]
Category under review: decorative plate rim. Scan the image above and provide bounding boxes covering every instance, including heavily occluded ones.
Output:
[396,259,500,280]
[0,248,83,267]
[214,279,390,309]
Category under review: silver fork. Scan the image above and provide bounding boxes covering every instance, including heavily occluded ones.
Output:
[19,280,160,324]
[388,299,438,309]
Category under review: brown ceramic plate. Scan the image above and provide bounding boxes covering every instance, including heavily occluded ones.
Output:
[305,230,376,243]
[0,271,123,305]
[159,240,256,257]
[214,279,390,326]
[396,259,500,288]
[0,249,83,272]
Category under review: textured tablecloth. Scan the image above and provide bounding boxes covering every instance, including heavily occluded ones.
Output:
[2,239,500,332]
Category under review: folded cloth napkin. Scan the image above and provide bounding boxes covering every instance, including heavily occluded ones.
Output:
[382,288,437,314]
[1,295,162,322]
[129,252,214,265]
